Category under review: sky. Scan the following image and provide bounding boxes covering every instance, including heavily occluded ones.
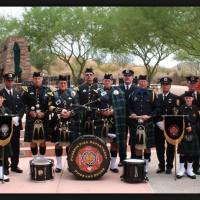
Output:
[0,7,180,68]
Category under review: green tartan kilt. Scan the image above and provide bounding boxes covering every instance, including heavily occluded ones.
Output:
[178,131,200,156]
[24,116,50,142]
[0,143,13,158]
[129,119,155,148]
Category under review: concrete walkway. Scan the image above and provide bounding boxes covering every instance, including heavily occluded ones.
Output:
[0,149,199,193]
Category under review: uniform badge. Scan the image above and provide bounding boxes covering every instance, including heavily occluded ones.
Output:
[83,89,87,93]
[30,92,34,95]
[113,90,119,95]
[55,99,61,105]
[68,97,72,100]
[101,91,107,96]
[71,91,76,97]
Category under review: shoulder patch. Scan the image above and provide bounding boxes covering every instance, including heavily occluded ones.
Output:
[22,86,28,92]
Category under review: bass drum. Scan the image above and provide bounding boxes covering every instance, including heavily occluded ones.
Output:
[67,135,110,180]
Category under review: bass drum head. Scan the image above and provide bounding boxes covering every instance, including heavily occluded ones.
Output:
[67,135,110,180]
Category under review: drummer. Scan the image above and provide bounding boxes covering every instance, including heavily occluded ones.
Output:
[99,73,126,173]
[128,75,159,175]
[48,75,79,173]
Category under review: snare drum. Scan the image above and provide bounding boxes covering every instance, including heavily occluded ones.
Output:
[67,135,110,180]
[30,158,54,181]
[121,159,148,183]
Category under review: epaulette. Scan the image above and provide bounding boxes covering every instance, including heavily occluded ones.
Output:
[73,86,79,92]
[47,91,54,96]
[22,86,28,92]
[49,85,57,92]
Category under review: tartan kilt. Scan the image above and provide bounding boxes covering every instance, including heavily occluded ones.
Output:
[51,118,81,144]
[0,143,13,157]
[129,119,155,148]
[93,117,115,142]
[24,116,50,142]
[177,131,200,156]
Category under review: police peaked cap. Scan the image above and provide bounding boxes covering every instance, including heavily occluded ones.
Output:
[32,71,43,77]
[186,76,198,84]
[138,75,147,80]
[3,73,15,80]
[58,75,67,81]
[122,69,134,76]
[103,73,113,80]
[160,77,172,85]
[84,68,94,74]
[184,91,194,97]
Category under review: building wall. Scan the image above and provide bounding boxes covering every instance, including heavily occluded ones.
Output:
[0,36,32,82]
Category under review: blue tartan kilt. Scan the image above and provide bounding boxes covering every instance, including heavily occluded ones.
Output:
[24,116,50,142]
[129,119,155,148]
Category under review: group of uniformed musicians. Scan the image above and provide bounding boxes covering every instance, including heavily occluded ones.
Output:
[0,67,200,182]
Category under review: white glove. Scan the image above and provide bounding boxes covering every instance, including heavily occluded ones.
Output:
[107,133,117,139]
[156,121,164,131]
[13,116,19,126]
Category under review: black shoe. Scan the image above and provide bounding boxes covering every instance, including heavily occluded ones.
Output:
[0,177,10,182]
[55,168,62,173]
[176,175,183,179]
[4,169,9,175]
[11,167,23,173]
[110,168,119,173]
[186,173,196,179]
[118,162,123,167]
[156,168,165,173]
[166,169,172,174]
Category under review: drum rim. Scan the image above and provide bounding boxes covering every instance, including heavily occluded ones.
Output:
[123,159,145,163]
[30,158,53,165]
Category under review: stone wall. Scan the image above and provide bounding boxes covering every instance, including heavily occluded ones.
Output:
[0,36,32,82]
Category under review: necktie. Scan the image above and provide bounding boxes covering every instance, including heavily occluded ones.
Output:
[9,90,12,97]
[163,94,166,101]
[126,85,129,91]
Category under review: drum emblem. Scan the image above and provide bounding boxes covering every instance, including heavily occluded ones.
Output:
[168,125,180,138]
[75,146,103,173]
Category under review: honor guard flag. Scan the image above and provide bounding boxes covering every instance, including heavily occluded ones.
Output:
[163,115,185,145]
[0,115,13,147]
